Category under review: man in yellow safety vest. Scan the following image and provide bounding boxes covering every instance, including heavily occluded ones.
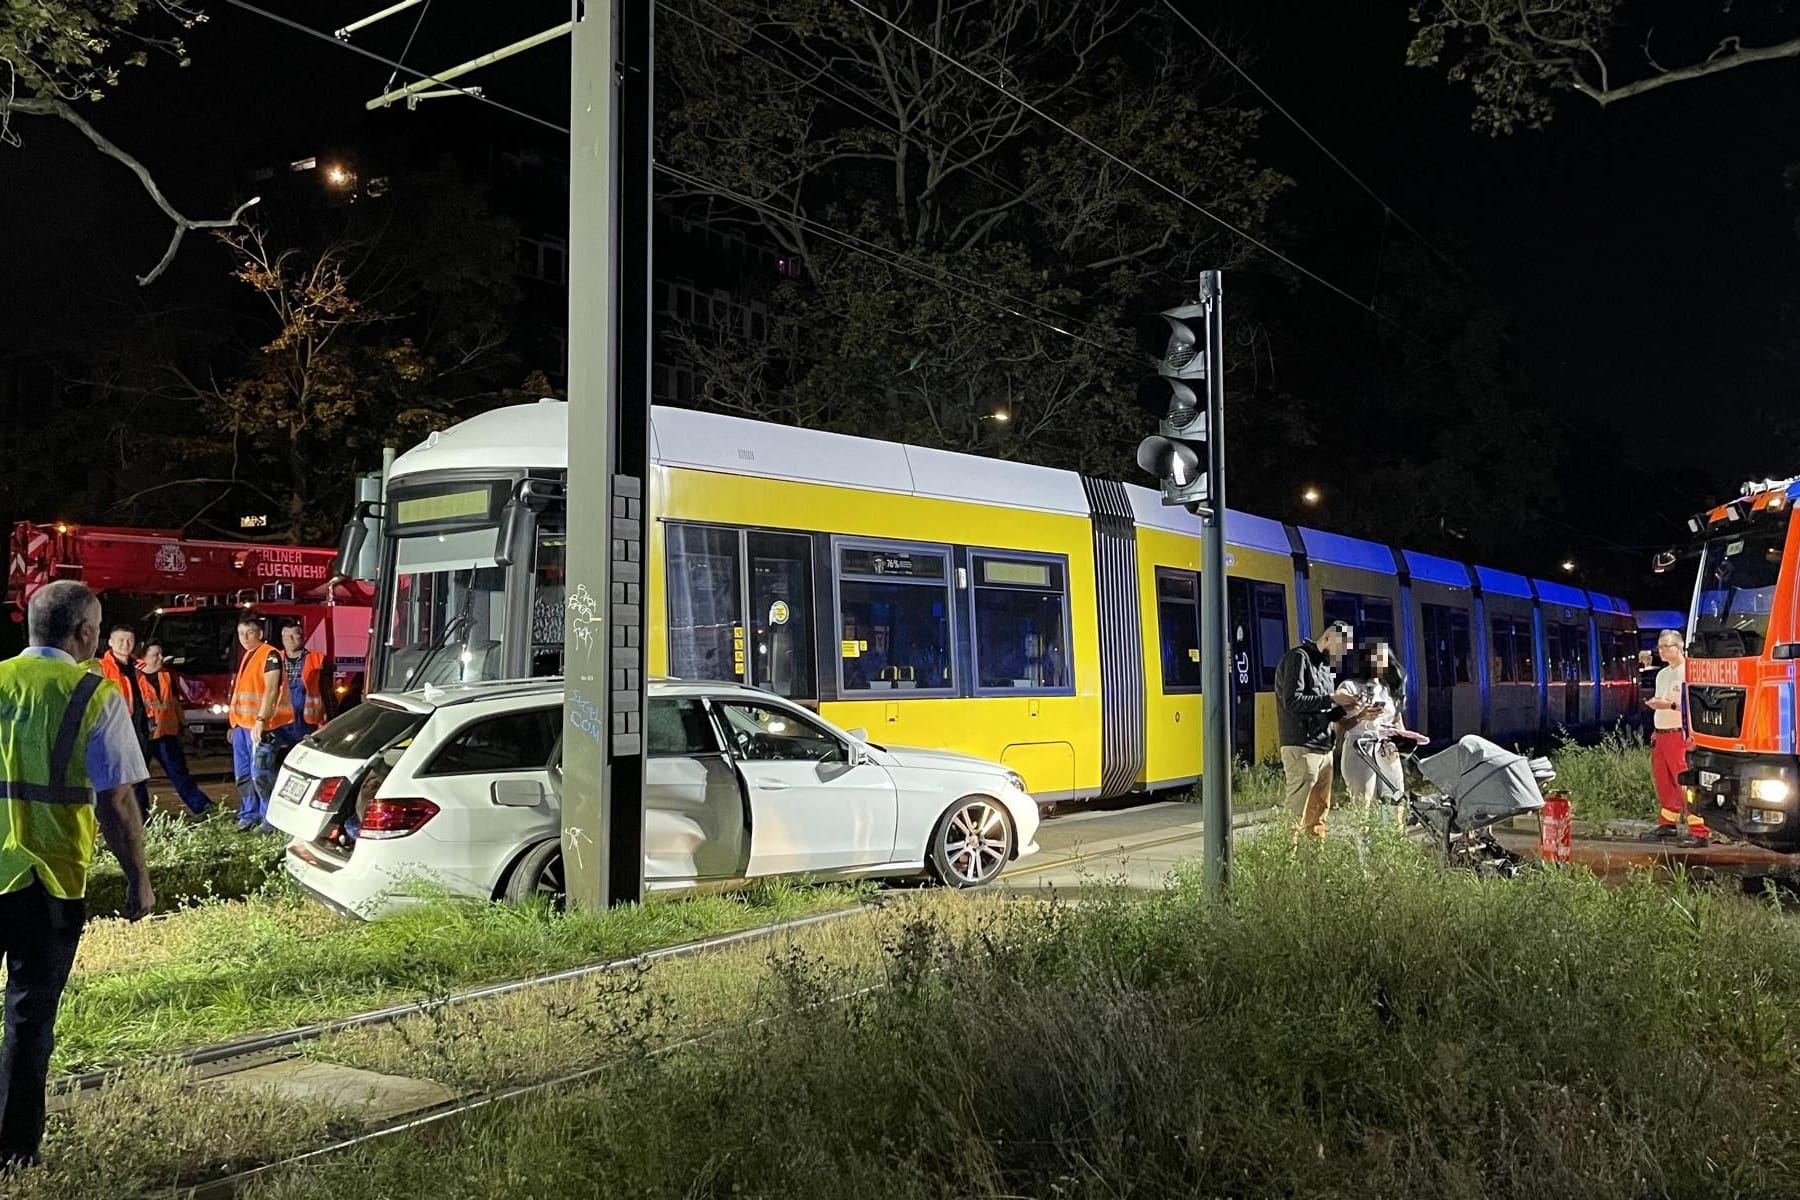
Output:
[0,581,154,1173]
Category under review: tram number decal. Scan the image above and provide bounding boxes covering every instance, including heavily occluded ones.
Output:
[1235,651,1251,686]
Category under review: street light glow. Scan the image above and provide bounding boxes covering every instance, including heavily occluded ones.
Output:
[991,410,1009,423]
[1301,486,1321,505]
[325,164,354,187]
[1561,559,1577,573]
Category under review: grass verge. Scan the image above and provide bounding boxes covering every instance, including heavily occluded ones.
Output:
[236,831,1800,1200]
[51,878,870,1073]
[85,812,286,917]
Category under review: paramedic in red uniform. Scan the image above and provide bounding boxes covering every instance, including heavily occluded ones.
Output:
[1646,629,1709,845]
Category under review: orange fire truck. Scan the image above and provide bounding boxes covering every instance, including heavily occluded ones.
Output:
[7,521,373,748]
[1673,479,1800,847]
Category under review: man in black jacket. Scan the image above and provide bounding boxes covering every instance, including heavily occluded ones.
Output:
[1275,620,1375,840]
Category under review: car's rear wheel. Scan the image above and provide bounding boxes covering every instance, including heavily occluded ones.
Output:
[503,839,566,909]
[928,798,1013,888]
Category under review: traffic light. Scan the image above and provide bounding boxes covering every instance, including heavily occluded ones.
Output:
[1136,301,1211,512]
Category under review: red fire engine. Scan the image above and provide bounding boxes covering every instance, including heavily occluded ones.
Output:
[7,521,373,747]
[1669,479,1800,848]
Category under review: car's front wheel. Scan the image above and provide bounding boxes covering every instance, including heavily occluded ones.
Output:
[927,797,1013,888]
[503,839,566,909]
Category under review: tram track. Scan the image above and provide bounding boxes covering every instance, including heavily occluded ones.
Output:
[56,902,880,1098]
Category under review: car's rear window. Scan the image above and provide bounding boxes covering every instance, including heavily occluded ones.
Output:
[307,701,427,759]
[424,706,562,775]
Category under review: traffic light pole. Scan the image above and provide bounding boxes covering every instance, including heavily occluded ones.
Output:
[1195,270,1231,896]
[564,0,650,909]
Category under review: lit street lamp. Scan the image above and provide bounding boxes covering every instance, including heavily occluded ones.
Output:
[1301,485,1321,505]
[1561,559,1577,574]
[325,164,356,187]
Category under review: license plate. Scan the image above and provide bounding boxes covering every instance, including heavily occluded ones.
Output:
[188,725,206,735]
[278,774,312,805]
[1699,770,1720,788]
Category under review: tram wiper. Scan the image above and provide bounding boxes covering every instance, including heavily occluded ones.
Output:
[407,567,480,689]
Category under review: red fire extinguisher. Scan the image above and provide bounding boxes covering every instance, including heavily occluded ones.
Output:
[1539,790,1572,864]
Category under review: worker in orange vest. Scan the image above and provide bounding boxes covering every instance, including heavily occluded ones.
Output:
[136,640,216,818]
[91,624,156,818]
[254,619,331,799]
[228,615,283,832]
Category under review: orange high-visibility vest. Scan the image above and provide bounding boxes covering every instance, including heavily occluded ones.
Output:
[228,643,283,730]
[94,653,151,732]
[279,650,329,727]
[136,670,183,739]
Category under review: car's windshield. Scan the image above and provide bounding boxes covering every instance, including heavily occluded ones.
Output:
[1692,513,1790,659]
[382,526,510,690]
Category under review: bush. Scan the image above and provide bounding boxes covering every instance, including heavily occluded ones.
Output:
[244,835,1800,1200]
[1549,726,1656,824]
[1232,757,1287,812]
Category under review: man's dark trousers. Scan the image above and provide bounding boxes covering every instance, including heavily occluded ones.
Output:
[0,882,84,1169]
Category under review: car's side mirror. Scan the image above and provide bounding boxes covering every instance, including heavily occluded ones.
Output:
[492,779,548,807]
[845,727,869,742]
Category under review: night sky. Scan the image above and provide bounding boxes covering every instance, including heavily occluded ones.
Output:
[5,0,1797,606]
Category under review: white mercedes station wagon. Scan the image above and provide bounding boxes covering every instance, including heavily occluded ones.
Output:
[265,677,1041,918]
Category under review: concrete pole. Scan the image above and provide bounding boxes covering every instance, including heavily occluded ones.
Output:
[563,0,650,908]
[1197,269,1232,896]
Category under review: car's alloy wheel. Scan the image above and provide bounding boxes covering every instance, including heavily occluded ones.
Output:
[504,839,566,909]
[932,799,1012,887]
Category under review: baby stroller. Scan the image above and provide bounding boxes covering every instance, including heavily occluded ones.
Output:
[1352,728,1553,877]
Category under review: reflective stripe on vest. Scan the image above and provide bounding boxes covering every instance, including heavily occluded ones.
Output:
[292,651,327,726]
[229,645,281,729]
[0,661,106,898]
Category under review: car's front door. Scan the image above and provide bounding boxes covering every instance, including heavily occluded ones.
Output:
[712,698,898,875]
[643,696,750,883]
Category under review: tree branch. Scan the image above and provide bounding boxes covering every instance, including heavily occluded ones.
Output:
[7,97,260,285]
[1568,33,1800,104]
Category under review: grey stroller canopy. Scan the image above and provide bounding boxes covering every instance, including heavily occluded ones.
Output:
[1417,735,1546,832]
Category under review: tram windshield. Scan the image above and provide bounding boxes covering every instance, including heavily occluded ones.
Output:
[382,526,511,689]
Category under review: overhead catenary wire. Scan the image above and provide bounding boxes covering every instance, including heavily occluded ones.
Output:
[1157,0,1483,294]
[381,0,434,94]
[218,0,569,135]
[654,162,1130,364]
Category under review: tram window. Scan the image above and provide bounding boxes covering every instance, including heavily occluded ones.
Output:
[1546,624,1566,683]
[1450,610,1472,683]
[531,527,566,678]
[1490,618,1515,683]
[1253,583,1288,688]
[1489,616,1535,684]
[667,524,744,683]
[647,698,721,757]
[1322,590,1394,649]
[971,555,1070,692]
[837,543,954,693]
[1155,568,1202,693]
[1425,605,1473,686]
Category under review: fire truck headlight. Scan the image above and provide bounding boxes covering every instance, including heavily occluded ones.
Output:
[209,703,229,717]
[1749,779,1792,805]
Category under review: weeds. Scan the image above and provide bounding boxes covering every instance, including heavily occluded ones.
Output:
[1550,725,1657,824]
[242,835,1800,1200]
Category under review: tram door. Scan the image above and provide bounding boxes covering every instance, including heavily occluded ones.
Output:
[747,532,815,700]
[1227,579,1256,764]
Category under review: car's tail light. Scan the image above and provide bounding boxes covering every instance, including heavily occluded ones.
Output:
[359,797,440,839]
[308,776,349,811]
